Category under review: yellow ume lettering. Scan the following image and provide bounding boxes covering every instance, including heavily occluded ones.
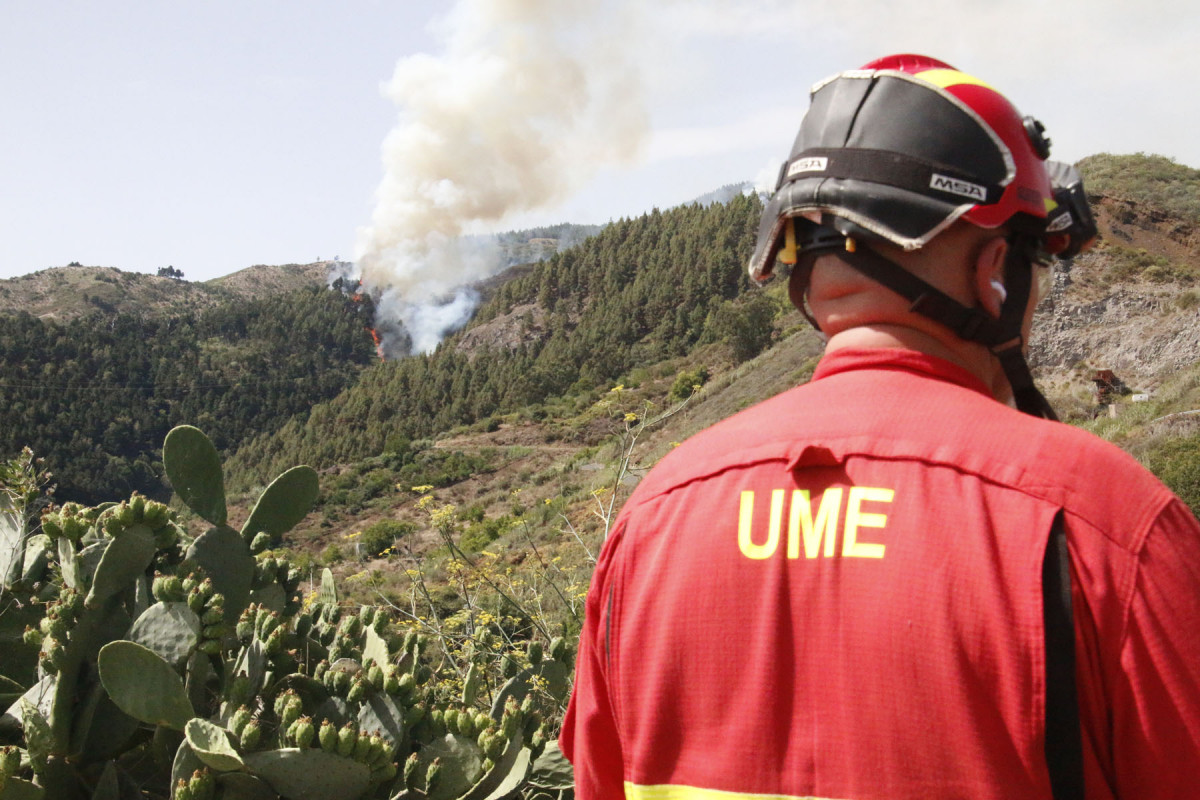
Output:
[738,487,893,560]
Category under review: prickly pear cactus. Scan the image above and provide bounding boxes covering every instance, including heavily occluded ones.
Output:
[0,426,575,799]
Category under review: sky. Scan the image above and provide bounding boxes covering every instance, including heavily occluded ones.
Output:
[2,0,1198,284]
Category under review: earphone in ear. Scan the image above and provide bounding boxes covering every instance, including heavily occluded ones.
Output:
[989,279,1007,304]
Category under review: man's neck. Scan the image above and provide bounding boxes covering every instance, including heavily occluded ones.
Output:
[824,324,1009,402]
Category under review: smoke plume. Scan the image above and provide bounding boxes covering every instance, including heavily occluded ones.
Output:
[354,0,648,356]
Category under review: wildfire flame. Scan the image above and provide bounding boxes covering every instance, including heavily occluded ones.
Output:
[368,328,384,361]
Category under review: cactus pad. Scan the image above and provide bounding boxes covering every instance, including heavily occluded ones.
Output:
[418,734,485,800]
[0,776,44,799]
[356,692,406,748]
[527,740,573,790]
[85,525,156,609]
[363,625,389,670]
[489,660,569,719]
[186,526,255,621]
[248,583,287,614]
[243,747,371,800]
[163,426,227,526]
[318,568,337,605]
[215,772,277,800]
[185,717,245,772]
[70,681,140,762]
[97,641,194,731]
[241,466,320,543]
[129,602,202,669]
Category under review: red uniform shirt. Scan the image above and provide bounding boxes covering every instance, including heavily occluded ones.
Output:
[563,348,1200,800]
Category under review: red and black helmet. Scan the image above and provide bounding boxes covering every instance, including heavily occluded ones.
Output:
[748,55,1098,421]
[749,54,1060,281]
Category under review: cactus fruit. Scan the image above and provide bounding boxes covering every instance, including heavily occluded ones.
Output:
[319,720,338,753]
[239,719,262,751]
[22,626,43,648]
[275,691,303,730]
[337,723,357,757]
[0,746,20,776]
[383,665,401,695]
[235,610,255,643]
[529,727,547,759]
[403,753,420,789]
[371,759,397,784]
[402,704,425,729]
[442,708,460,736]
[462,663,481,706]
[425,758,442,792]
[187,588,206,615]
[264,626,285,656]
[289,716,315,749]
[501,654,519,678]
[352,729,373,762]
[228,706,252,738]
[367,664,384,692]
[366,734,389,767]
[189,769,215,800]
[527,639,544,666]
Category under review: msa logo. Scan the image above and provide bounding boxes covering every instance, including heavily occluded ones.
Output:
[930,173,987,201]
[787,156,828,178]
[1046,210,1074,233]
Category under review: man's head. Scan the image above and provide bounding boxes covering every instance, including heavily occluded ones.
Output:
[749,54,1096,419]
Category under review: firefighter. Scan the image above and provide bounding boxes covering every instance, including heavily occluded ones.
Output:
[563,55,1200,799]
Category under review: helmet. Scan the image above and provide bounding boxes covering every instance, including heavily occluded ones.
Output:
[749,54,1056,281]
[748,55,1096,421]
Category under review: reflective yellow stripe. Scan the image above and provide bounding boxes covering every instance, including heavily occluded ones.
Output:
[625,783,851,800]
[913,68,998,93]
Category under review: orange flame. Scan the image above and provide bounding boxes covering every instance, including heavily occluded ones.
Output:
[368,328,384,361]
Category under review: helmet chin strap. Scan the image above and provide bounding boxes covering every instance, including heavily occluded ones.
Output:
[798,229,1058,420]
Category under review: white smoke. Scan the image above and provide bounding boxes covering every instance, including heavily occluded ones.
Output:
[354,0,648,356]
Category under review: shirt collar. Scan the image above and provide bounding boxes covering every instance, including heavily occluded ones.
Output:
[812,347,994,398]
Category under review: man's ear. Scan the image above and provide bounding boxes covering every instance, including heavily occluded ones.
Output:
[974,237,1009,319]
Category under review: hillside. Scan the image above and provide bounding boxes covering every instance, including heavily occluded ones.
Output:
[0,224,605,323]
[206,260,335,298]
[218,154,1200,584]
[0,265,233,321]
[4,153,1200,605]
[0,286,378,503]
[0,261,338,322]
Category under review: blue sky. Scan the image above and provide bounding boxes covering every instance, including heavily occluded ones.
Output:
[2,0,1197,282]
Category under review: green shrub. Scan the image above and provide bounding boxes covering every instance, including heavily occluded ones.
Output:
[1103,246,1189,284]
[359,518,416,557]
[1079,152,1200,225]
[321,542,345,564]
[670,366,710,401]
[459,504,486,523]
[460,516,511,553]
[1145,432,1200,517]
[1176,290,1200,310]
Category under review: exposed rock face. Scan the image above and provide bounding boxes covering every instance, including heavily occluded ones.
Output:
[1028,194,1200,386]
[454,302,550,357]
[1029,268,1200,381]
